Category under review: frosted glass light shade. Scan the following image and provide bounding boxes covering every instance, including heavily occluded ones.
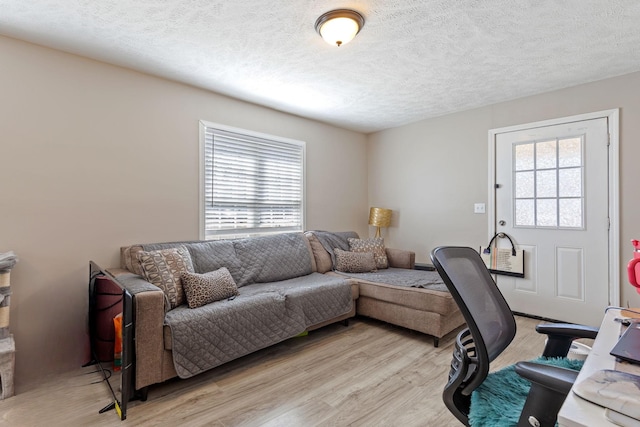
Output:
[315,9,364,47]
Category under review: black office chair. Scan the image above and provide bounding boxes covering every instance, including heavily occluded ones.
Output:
[431,246,598,427]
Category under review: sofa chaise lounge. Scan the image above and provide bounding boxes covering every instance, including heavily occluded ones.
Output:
[108,231,464,396]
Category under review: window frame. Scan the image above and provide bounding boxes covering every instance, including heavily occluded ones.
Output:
[199,120,306,240]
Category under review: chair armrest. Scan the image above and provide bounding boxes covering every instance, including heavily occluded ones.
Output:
[536,323,599,357]
[386,248,415,269]
[515,362,578,394]
[515,362,579,426]
[536,323,599,339]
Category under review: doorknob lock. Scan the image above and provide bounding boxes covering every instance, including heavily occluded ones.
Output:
[499,220,506,226]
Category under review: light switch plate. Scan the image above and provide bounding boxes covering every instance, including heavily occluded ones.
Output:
[474,203,486,214]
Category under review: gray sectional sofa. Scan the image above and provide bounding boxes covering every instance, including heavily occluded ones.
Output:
[109,231,464,395]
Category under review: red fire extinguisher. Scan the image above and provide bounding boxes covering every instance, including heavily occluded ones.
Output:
[628,239,640,294]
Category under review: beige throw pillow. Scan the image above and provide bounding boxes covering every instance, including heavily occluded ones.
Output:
[305,232,333,273]
[334,248,377,273]
[180,268,239,309]
[137,245,194,309]
[348,237,388,269]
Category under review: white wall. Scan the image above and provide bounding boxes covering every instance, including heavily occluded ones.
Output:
[368,71,640,310]
[0,35,368,391]
[5,30,640,393]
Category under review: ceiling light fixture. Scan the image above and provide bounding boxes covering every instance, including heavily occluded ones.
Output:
[315,9,365,47]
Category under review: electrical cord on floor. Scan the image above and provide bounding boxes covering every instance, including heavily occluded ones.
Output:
[85,367,112,384]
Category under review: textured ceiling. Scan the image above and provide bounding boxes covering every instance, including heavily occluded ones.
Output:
[2,1,640,133]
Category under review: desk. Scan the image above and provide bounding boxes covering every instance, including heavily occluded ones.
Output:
[558,308,640,426]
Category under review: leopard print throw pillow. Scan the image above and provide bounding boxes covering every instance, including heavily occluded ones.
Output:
[334,248,377,273]
[180,267,239,309]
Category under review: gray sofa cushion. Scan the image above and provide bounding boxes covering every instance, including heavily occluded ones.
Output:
[184,240,243,282]
[141,241,198,252]
[166,290,302,378]
[125,234,314,289]
[336,268,448,291]
[165,272,353,378]
[233,233,313,286]
[239,273,354,327]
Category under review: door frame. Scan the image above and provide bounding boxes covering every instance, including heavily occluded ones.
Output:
[488,109,620,306]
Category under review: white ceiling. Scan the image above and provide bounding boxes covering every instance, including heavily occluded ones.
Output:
[2,1,640,133]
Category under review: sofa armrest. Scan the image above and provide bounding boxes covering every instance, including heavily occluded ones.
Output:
[111,273,167,390]
[386,248,415,269]
[111,272,164,298]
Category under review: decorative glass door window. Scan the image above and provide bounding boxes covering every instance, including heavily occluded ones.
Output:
[513,136,584,229]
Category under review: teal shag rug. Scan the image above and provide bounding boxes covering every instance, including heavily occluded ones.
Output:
[469,357,584,427]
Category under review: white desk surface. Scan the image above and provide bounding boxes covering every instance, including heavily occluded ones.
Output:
[558,308,640,427]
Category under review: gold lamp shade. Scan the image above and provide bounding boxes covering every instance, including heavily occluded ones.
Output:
[369,207,392,237]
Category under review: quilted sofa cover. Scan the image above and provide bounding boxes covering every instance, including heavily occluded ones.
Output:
[167,273,352,378]
[114,232,357,389]
[112,230,465,393]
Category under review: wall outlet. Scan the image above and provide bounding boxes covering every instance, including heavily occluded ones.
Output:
[474,203,486,214]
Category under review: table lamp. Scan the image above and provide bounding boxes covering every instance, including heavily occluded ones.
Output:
[368,207,392,237]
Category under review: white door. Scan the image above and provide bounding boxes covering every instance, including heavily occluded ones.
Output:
[493,116,612,326]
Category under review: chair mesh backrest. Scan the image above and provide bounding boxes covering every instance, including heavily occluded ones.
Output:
[431,246,516,362]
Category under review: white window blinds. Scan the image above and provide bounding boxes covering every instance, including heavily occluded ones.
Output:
[200,121,305,238]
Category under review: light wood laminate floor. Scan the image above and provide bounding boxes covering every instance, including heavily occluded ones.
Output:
[0,316,550,426]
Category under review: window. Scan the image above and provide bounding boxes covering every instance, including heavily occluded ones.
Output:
[513,136,584,229]
[200,121,305,239]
